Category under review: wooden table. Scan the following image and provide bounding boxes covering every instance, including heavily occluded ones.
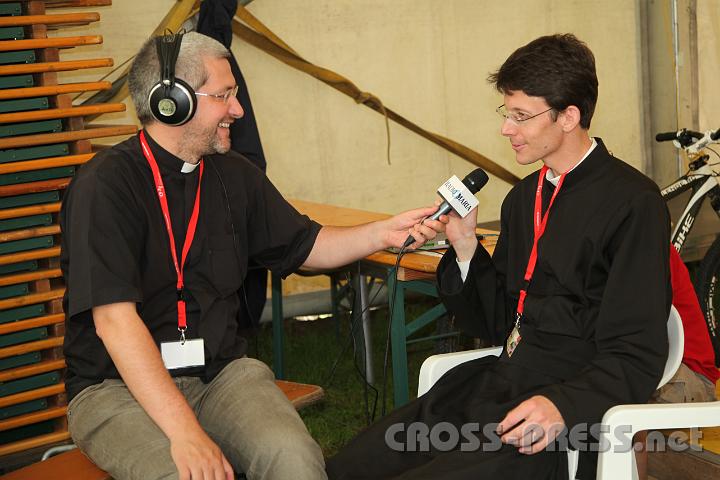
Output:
[290,198,497,277]
[274,199,497,407]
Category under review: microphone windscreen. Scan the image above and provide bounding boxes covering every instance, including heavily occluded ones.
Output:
[462,168,489,194]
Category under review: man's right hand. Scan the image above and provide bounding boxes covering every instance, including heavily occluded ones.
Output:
[94,303,234,479]
[444,205,479,261]
[170,428,234,480]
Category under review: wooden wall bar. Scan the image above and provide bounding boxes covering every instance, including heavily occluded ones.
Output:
[0,0,135,460]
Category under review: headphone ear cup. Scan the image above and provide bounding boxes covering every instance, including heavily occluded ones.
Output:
[148,77,197,126]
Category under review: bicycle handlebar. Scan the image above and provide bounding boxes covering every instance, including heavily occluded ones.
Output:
[656,131,679,142]
[655,128,720,150]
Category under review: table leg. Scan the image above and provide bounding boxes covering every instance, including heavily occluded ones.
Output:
[359,274,374,384]
[271,272,285,379]
[330,272,341,340]
[350,273,365,375]
[388,272,409,407]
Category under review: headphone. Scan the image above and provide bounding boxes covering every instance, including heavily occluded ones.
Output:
[148,31,197,126]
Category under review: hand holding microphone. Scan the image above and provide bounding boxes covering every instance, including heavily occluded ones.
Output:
[401,168,489,249]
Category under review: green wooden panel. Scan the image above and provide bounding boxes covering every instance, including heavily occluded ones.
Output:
[0,214,53,233]
[0,398,46,420]
[0,351,40,371]
[0,214,52,232]
[0,74,32,89]
[0,50,35,65]
[0,97,48,114]
[0,327,47,348]
[0,282,28,300]
[0,304,44,325]
[0,166,75,186]
[0,119,61,138]
[0,260,37,275]
[0,27,23,41]
[0,142,67,163]
[0,372,60,397]
[0,236,53,255]
[0,4,21,17]
[0,191,59,209]
[0,421,54,445]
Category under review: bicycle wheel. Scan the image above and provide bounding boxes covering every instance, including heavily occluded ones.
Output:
[693,235,720,367]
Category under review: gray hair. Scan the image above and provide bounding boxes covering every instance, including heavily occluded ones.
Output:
[128,31,230,125]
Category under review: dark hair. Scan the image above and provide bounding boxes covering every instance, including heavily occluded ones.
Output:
[488,33,598,129]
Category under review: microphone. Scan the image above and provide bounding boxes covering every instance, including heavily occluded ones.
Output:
[401,168,489,249]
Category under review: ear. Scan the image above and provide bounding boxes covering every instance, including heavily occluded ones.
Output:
[559,105,582,132]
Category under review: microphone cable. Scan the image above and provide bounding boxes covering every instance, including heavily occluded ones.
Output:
[379,244,408,418]
[323,269,387,425]
[207,158,263,352]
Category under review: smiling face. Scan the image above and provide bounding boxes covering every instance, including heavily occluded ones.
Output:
[179,56,243,158]
[500,90,565,167]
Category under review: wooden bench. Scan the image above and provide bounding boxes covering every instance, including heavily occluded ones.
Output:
[0,380,324,479]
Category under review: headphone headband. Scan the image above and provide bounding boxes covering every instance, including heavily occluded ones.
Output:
[148,30,197,126]
[157,31,182,90]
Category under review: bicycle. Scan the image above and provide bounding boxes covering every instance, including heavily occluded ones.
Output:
[656,127,720,365]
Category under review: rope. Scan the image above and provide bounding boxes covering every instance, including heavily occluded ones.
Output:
[233,5,520,185]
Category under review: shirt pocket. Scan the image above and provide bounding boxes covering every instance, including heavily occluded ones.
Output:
[208,234,243,297]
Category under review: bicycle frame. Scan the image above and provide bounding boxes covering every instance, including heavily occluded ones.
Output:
[661,163,720,252]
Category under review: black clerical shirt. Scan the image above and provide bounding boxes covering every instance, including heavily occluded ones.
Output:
[60,132,321,400]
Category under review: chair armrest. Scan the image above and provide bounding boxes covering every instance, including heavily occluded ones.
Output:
[417,346,503,396]
[659,305,683,388]
[597,400,720,480]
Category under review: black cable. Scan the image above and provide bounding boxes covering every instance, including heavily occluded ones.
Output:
[349,268,373,425]
[346,273,374,425]
[324,278,386,387]
[210,156,384,422]
[71,55,135,102]
[705,146,720,162]
[379,246,408,418]
[322,271,386,425]
[353,264,383,424]
[207,158,262,350]
[73,28,183,103]
[205,156,384,419]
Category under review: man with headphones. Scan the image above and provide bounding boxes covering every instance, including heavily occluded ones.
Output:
[60,31,445,480]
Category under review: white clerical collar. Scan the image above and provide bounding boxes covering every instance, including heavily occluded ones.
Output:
[545,138,597,186]
[181,161,199,173]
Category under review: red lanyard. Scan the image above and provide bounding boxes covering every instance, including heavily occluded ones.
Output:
[139,131,203,336]
[516,165,568,317]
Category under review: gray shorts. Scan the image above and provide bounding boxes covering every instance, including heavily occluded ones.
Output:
[651,363,717,404]
[67,357,326,480]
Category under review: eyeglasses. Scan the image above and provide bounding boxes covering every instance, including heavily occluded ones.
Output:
[195,85,239,104]
[496,104,554,125]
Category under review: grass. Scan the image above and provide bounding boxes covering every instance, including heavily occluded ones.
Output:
[246,297,452,457]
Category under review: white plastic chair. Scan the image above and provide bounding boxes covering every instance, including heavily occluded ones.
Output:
[417,305,719,479]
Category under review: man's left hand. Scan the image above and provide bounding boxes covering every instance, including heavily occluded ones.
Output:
[497,395,565,454]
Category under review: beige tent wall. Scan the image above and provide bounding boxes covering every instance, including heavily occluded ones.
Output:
[698,1,720,132]
[48,0,178,143]
[232,0,647,221]
[54,0,647,223]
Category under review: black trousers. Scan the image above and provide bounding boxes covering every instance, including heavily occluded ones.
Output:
[326,357,569,480]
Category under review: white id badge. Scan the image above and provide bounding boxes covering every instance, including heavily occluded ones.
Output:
[161,338,205,370]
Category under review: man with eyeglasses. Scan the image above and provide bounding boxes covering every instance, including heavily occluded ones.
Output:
[60,32,446,480]
[327,33,670,480]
